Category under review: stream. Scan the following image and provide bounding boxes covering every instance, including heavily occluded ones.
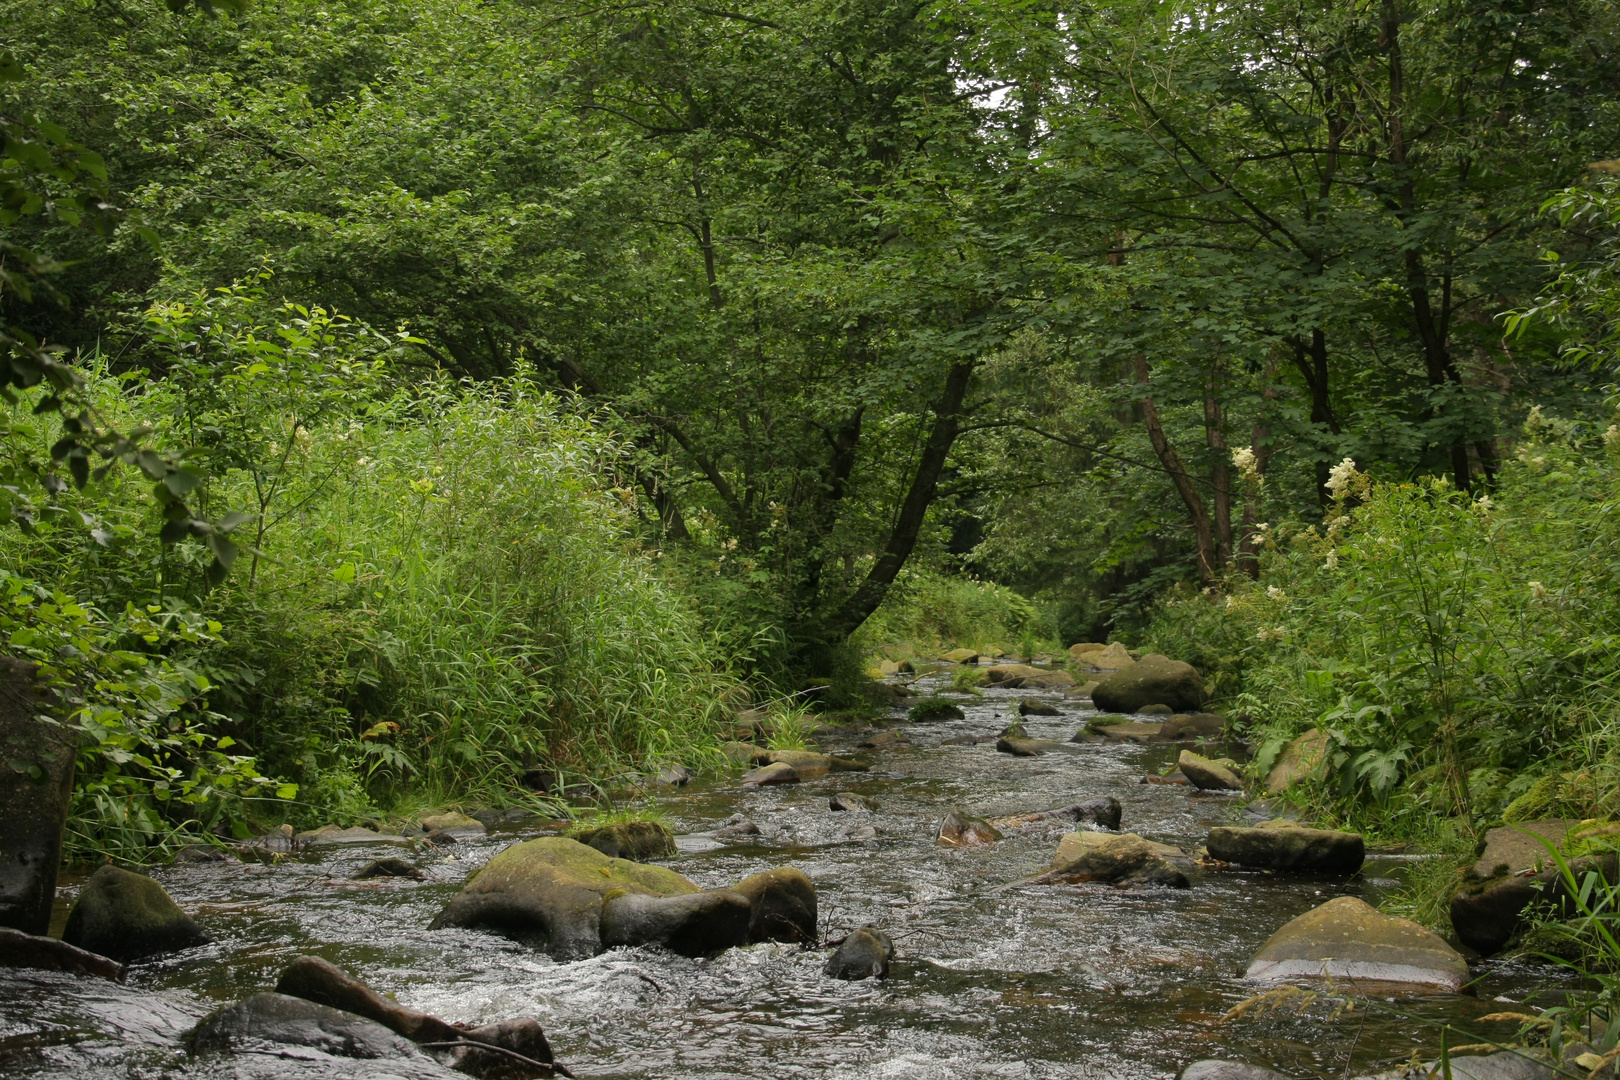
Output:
[1,670,1571,1078]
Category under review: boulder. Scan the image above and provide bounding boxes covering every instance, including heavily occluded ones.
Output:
[941,648,980,663]
[1181,1064,1295,1080]
[653,764,692,787]
[62,865,211,963]
[1450,852,1618,956]
[188,993,445,1071]
[825,926,893,980]
[731,867,817,943]
[829,792,874,812]
[714,815,763,839]
[1066,681,1102,699]
[241,824,299,855]
[839,823,879,841]
[0,657,74,936]
[1018,698,1061,716]
[0,925,124,980]
[1067,642,1106,661]
[937,811,1002,847]
[758,750,869,776]
[1471,820,1570,877]
[1206,821,1365,873]
[1158,713,1227,741]
[1096,721,1162,744]
[1074,642,1135,672]
[741,762,799,786]
[1246,896,1469,990]
[298,825,410,845]
[571,820,676,861]
[1139,703,1174,716]
[1265,729,1329,794]
[1043,832,1189,887]
[1092,655,1206,714]
[1178,750,1243,791]
[429,836,744,958]
[354,858,424,881]
[420,812,486,836]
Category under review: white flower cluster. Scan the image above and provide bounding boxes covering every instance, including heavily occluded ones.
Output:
[1325,457,1359,499]
[1530,580,1549,601]
[1255,626,1288,643]
[1267,586,1286,601]
[1232,446,1262,484]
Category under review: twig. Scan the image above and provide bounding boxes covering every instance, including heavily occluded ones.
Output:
[416,1039,574,1078]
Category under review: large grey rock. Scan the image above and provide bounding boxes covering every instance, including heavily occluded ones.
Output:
[1206,821,1365,873]
[62,865,211,963]
[1181,1063,1294,1080]
[1179,750,1243,791]
[1043,832,1189,887]
[1450,852,1618,956]
[1246,896,1469,990]
[1092,655,1205,713]
[825,926,893,980]
[1471,820,1570,877]
[0,658,73,936]
[1265,729,1328,794]
[0,926,123,980]
[189,992,426,1060]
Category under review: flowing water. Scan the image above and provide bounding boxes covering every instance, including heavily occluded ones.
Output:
[1,671,1571,1079]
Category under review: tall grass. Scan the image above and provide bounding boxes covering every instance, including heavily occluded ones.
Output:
[0,292,736,854]
[854,568,1056,657]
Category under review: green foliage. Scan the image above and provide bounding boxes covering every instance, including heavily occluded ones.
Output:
[0,571,289,859]
[1145,416,1620,837]
[908,697,965,722]
[855,569,1051,657]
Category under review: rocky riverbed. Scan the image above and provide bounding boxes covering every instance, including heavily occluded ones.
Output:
[0,669,1575,1078]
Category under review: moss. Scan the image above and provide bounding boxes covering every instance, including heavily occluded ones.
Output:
[909,697,966,721]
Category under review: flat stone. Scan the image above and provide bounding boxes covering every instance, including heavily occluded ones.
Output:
[1179,750,1243,791]
[1098,721,1162,743]
[419,812,485,835]
[1206,821,1365,873]
[1045,832,1188,887]
[741,761,799,786]
[0,925,124,979]
[297,825,410,845]
[941,648,980,663]
[859,729,911,749]
[996,735,1065,756]
[1472,820,1570,877]
[1265,729,1329,794]
[1246,896,1469,990]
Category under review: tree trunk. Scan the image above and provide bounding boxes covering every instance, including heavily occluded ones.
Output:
[824,361,974,639]
[1132,354,1219,584]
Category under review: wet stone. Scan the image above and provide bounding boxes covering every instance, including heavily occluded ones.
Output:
[62,865,211,964]
[825,926,893,980]
[829,792,874,812]
[937,810,1002,847]
[353,858,425,881]
[741,762,799,786]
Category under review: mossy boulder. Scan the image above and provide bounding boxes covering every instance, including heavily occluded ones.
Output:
[941,648,980,663]
[1206,821,1364,873]
[1246,896,1468,990]
[1178,750,1243,791]
[1157,713,1227,741]
[1264,729,1329,794]
[1450,851,1619,956]
[62,865,211,963]
[1092,655,1206,714]
[1044,832,1188,887]
[909,698,966,722]
[570,820,677,861]
[1018,698,1061,717]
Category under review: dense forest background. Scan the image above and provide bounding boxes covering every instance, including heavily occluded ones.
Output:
[5,0,1620,857]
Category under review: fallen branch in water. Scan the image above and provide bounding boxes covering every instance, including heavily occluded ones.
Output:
[417,1039,574,1078]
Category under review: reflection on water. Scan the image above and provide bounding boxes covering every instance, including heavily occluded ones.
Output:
[0,674,1571,1078]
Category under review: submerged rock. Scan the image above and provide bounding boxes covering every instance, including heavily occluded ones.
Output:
[1349,1050,1559,1080]
[1246,896,1469,990]
[714,815,764,839]
[829,792,875,812]
[1095,721,1163,744]
[571,820,676,861]
[277,956,462,1044]
[653,764,692,787]
[1044,831,1188,887]
[0,925,124,980]
[189,992,427,1061]
[825,926,893,980]
[732,867,817,943]
[740,762,799,786]
[354,858,425,881]
[1092,655,1206,714]
[858,729,911,749]
[937,811,1003,847]
[1178,750,1243,791]
[1206,821,1365,873]
[1181,1063,1295,1080]
[62,865,211,963]
[0,657,74,936]
[1264,729,1329,794]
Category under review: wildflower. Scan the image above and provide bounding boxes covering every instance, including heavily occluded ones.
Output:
[1476,494,1493,511]
[1256,627,1272,642]
[1225,595,1238,610]
[1325,457,1359,500]
[1267,586,1286,601]
[1324,550,1338,570]
[1232,446,1262,484]
[1606,425,1620,448]
[1525,404,1546,433]
[1530,581,1549,600]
